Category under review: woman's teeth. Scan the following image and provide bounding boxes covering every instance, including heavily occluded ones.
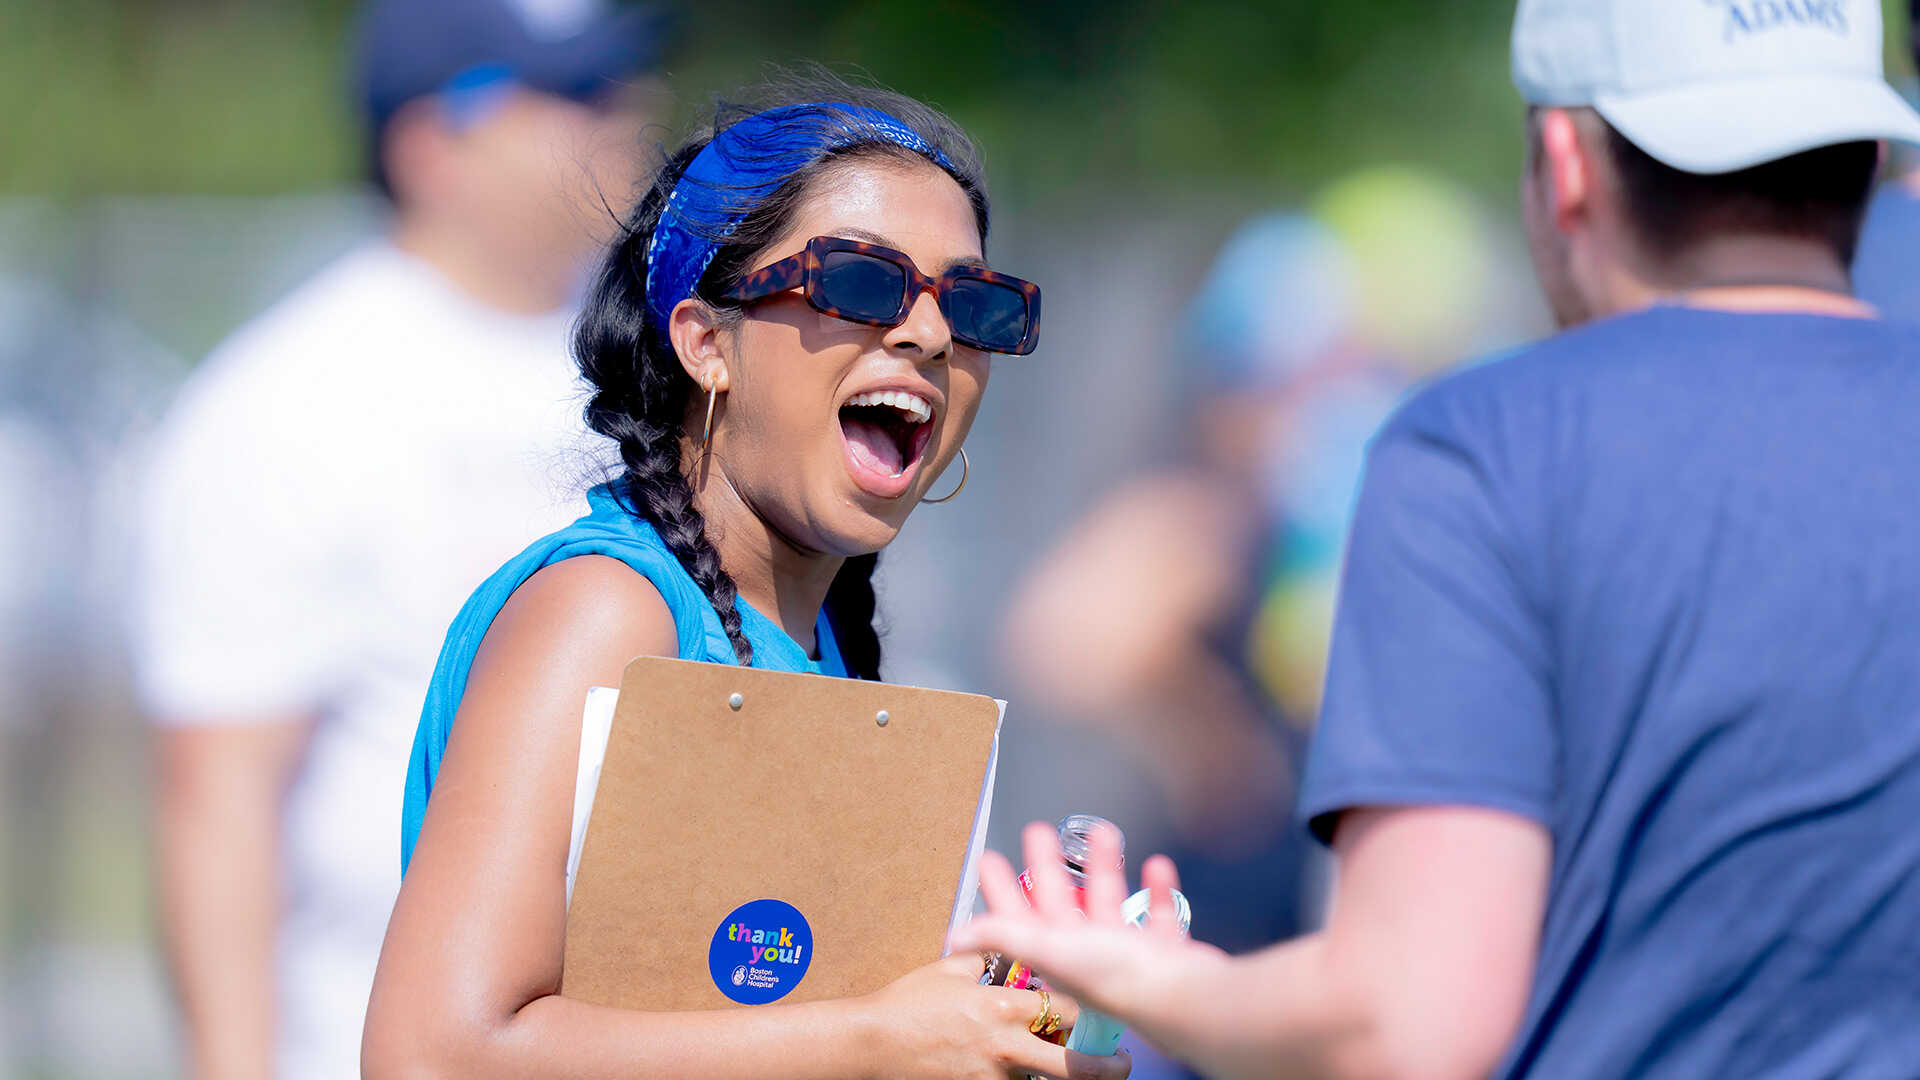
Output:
[844,389,933,424]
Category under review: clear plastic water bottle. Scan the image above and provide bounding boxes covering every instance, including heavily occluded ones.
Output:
[1029,813,1122,896]
[979,812,1195,1060]
[982,813,1122,989]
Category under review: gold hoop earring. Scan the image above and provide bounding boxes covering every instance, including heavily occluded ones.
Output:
[701,380,718,454]
[922,447,969,504]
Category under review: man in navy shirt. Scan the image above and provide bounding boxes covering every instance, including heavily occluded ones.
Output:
[956,1,1920,1077]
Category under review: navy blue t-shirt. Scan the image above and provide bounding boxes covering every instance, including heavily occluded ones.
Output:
[1299,307,1920,1077]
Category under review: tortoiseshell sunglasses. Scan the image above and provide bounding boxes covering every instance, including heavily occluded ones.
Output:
[721,235,1043,355]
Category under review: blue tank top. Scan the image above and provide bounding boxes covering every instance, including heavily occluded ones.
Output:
[400,483,847,874]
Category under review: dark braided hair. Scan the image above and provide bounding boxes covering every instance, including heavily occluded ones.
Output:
[575,75,990,679]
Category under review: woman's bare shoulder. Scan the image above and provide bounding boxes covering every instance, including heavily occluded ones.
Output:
[473,555,681,697]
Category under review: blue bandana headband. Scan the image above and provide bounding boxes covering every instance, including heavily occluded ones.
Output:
[643,102,955,331]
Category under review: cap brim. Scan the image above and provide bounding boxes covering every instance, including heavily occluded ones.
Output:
[1595,75,1920,175]
[518,7,671,100]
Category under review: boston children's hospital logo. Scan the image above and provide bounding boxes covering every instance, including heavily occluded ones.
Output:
[1704,0,1848,42]
[707,898,815,1005]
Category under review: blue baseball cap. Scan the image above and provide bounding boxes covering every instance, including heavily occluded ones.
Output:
[354,0,668,136]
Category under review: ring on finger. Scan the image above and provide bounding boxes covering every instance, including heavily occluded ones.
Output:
[1027,987,1062,1037]
[1027,988,1051,1034]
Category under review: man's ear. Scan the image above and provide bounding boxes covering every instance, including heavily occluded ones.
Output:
[668,298,732,394]
[1537,108,1594,235]
[379,98,459,209]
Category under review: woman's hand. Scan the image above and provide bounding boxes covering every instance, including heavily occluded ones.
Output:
[854,953,1130,1080]
[948,823,1232,1049]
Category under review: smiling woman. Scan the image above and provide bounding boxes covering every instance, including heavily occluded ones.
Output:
[361,77,1103,1080]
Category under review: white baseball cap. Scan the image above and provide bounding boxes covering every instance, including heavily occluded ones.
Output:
[1512,0,1920,174]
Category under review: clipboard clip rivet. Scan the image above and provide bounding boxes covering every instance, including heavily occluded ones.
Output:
[875,710,890,727]
[728,693,744,711]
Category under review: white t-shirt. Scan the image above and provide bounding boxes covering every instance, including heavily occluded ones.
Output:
[135,241,597,1080]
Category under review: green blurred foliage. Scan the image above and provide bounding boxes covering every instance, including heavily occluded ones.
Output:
[2,0,361,194]
[670,0,1523,203]
[1,0,1912,199]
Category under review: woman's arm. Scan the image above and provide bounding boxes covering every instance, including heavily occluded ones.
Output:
[364,556,1119,1080]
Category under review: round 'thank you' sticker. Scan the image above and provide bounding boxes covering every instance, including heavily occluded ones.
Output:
[708,898,813,1004]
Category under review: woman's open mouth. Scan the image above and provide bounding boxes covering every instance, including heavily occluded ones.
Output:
[838,389,936,500]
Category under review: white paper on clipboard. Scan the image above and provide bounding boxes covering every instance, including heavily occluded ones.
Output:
[565,685,1004,946]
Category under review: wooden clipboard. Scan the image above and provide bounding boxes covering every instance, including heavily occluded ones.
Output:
[561,656,1001,1011]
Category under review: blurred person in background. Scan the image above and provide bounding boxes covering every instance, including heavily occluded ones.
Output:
[997,177,1495,1076]
[136,2,662,1077]
[994,218,1343,949]
[1852,0,1920,321]
[960,1,1920,1077]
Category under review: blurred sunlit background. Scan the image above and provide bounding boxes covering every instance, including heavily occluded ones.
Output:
[3,1,1911,1076]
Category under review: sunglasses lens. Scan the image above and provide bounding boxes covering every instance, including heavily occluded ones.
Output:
[946,277,1033,353]
[818,250,909,323]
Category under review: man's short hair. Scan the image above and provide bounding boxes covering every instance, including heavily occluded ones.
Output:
[1601,123,1878,269]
